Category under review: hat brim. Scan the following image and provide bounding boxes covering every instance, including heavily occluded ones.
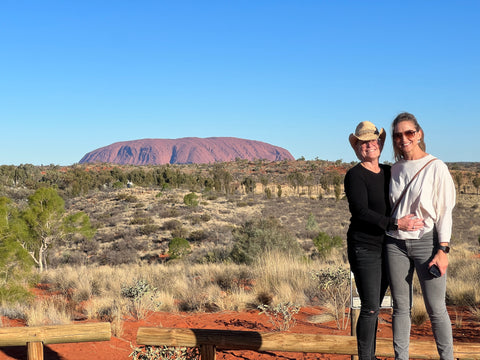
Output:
[349,128,386,149]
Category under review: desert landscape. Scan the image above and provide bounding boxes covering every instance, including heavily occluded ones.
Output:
[3,0,479,358]
[0,159,479,359]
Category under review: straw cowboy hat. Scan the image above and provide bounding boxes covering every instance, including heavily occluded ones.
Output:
[349,121,386,149]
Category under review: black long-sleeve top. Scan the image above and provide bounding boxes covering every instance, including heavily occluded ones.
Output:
[344,163,395,249]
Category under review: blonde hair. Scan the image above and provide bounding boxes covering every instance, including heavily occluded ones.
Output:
[391,112,426,161]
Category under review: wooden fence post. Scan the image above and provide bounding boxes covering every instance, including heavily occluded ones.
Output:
[27,341,44,360]
[350,308,359,360]
[200,344,216,360]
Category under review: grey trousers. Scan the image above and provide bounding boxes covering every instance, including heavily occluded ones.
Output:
[385,232,453,360]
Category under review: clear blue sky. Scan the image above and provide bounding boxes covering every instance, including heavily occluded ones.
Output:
[1,1,478,165]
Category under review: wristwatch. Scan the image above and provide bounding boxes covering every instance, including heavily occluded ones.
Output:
[438,245,450,254]
[392,218,398,231]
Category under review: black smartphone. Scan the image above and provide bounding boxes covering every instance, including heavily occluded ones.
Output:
[429,264,441,278]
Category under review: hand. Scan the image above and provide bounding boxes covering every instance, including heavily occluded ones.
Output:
[428,249,449,276]
[397,214,425,232]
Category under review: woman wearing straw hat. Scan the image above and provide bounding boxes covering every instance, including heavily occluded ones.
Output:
[344,121,424,360]
[386,112,455,360]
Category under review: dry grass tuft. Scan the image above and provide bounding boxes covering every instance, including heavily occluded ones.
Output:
[26,295,72,326]
[253,251,313,306]
[468,306,480,322]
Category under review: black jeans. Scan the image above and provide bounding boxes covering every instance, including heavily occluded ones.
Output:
[348,242,389,360]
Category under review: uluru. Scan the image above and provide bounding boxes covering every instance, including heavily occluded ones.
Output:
[79,137,295,165]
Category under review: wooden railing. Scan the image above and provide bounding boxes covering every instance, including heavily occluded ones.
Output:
[0,322,111,360]
[137,327,480,360]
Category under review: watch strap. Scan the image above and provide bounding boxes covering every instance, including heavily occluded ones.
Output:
[438,245,450,254]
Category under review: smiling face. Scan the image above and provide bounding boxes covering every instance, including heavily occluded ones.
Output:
[393,120,422,159]
[355,138,382,162]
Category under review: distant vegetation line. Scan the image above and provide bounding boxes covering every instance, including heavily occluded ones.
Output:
[0,159,350,199]
[0,159,479,197]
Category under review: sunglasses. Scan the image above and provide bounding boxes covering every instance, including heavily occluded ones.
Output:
[393,130,417,141]
[358,139,379,146]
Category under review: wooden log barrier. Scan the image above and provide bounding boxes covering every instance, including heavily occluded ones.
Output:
[0,322,111,360]
[137,327,480,360]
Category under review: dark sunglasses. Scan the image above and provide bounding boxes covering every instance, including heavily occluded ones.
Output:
[393,130,417,141]
[358,139,379,146]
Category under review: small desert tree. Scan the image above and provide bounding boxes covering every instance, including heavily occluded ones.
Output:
[17,187,95,272]
[241,177,256,194]
[473,176,480,195]
[454,171,463,194]
[0,197,34,302]
[211,164,233,195]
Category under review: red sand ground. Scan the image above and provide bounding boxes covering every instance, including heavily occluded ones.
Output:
[0,306,478,360]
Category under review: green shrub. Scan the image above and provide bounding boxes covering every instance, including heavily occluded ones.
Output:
[0,284,34,304]
[258,302,300,331]
[312,266,350,329]
[265,187,273,199]
[121,279,155,300]
[168,237,191,259]
[313,231,343,258]
[230,217,302,265]
[334,183,342,201]
[121,279,161,320]
[183,192,199,207]
[306,213,319,232]
[112,181,124,189]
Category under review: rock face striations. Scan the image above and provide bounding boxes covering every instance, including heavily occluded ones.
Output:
[79,137,295,165]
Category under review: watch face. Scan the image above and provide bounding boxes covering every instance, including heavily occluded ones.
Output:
[439,246,450,253]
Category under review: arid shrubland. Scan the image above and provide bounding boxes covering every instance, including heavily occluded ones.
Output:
[0,241,478,334]
[30,252,350,327]
[0,168,478,337]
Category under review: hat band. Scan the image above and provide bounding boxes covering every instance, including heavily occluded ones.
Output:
[357,128,379,137]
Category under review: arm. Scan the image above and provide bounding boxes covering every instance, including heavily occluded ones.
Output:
[344,167,424,231]
[428,163,456,275]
